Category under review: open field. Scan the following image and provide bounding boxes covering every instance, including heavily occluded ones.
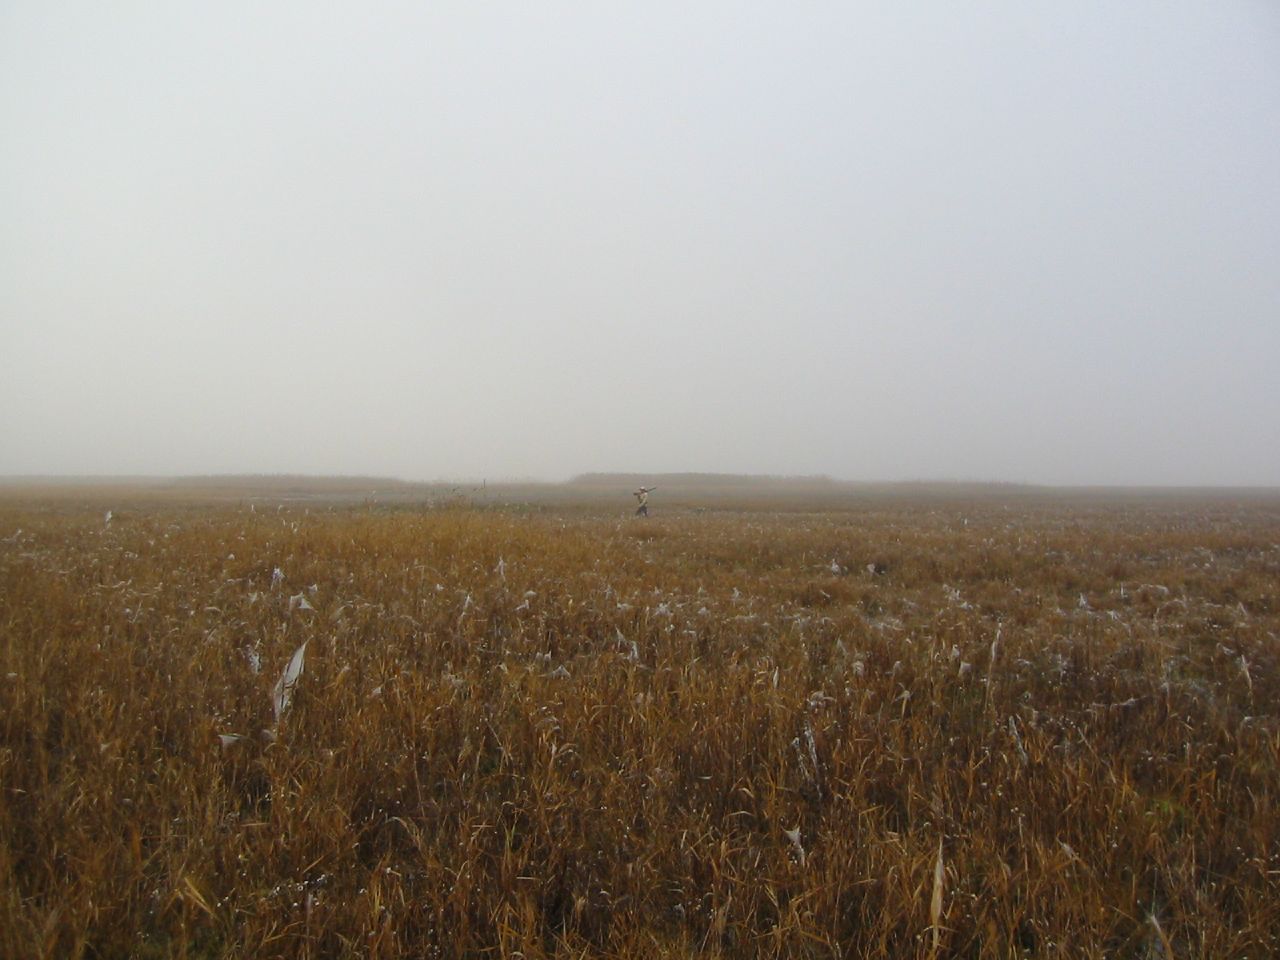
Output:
[2,484,1278,958]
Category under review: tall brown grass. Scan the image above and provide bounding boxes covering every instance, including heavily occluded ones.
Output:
[1,492,1277,957]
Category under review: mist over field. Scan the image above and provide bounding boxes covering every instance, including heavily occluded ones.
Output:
[3,9,1280,952]
[2,2,1278,486]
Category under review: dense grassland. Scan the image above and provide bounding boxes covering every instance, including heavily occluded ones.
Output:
[2,490,1278,958]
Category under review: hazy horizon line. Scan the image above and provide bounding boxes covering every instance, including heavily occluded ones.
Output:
[2,471,1278,493]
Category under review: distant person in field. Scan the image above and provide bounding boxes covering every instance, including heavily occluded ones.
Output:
[634,486,655,517]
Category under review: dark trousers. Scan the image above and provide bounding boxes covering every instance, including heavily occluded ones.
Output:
[635,505,648,517]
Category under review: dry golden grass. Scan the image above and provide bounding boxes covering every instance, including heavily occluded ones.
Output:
[1,490,1278,958]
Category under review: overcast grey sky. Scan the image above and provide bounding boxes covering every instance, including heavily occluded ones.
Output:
[2,2,1277,485]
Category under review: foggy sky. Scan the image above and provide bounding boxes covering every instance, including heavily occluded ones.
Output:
[3,2,1278,485]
